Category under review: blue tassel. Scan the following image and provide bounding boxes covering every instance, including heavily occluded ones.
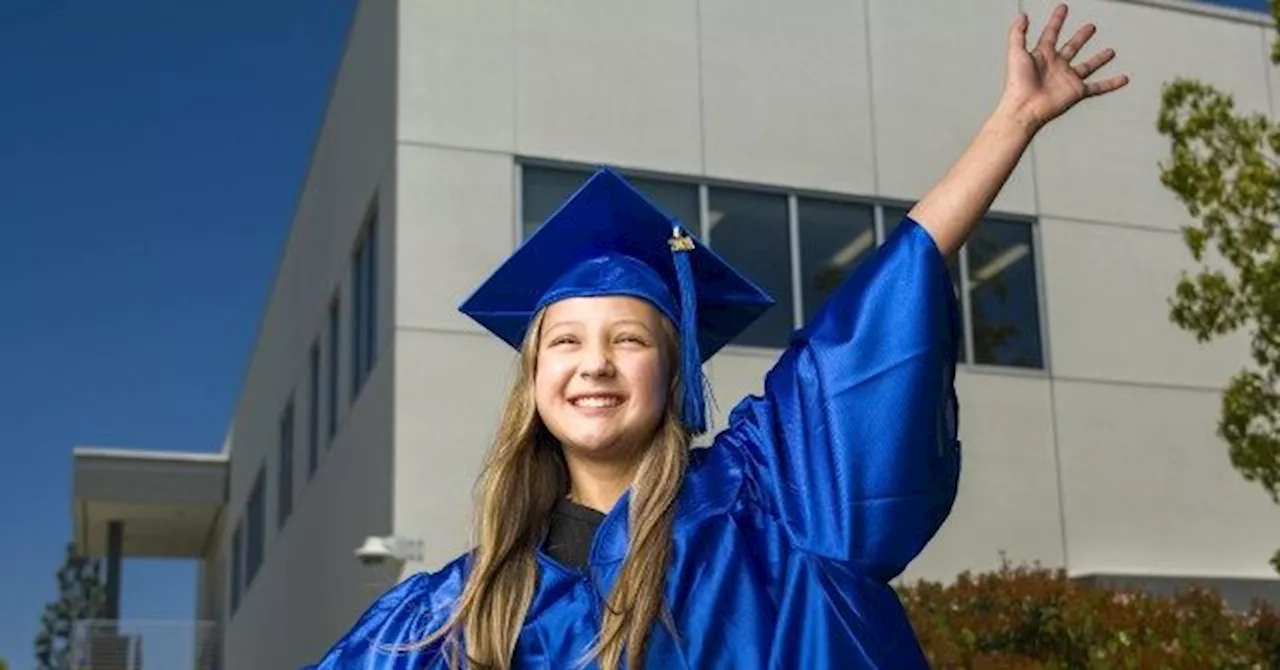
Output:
[669,226,706,435]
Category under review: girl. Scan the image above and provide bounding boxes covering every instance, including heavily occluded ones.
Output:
[309,6,1127,668]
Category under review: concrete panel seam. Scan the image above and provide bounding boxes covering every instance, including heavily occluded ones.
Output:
[396,325,501,340]
[695,0,707,175]
[861,0,881,196]
[398,139,517,158]
[1039,213,1187,235]
[1050,373,1225,394]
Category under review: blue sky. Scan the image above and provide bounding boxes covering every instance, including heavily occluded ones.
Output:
[0,0,355,666]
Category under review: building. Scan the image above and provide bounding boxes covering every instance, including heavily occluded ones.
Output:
[69,0,1280,667]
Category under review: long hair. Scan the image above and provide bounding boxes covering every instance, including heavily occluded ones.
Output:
[423,307,691,669]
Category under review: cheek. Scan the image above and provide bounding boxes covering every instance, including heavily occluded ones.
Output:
[626,357,669,413]
[533,357,569,406]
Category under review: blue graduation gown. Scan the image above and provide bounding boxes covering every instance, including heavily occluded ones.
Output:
[306,217,961,669]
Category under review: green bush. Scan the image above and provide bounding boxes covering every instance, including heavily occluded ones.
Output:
[897,560,1280,669]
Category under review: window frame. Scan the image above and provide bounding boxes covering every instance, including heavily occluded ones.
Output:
[350,197,379,399]
[307,341,320,478]
[245,464,266,590]
[277,396,294,531]
[514,160,1049,373]
[228,519,243,616]
[326,294,340,443]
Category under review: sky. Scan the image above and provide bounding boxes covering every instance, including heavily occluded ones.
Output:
[0,0,356,667]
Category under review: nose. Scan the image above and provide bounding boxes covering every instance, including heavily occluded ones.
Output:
[578,342,616,379]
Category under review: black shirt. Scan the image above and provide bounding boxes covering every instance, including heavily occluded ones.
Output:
[543,497,605,571]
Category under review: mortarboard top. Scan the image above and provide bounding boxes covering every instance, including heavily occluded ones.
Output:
[459,167,776,435]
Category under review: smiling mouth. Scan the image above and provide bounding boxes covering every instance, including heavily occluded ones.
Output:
[569,394,624,408]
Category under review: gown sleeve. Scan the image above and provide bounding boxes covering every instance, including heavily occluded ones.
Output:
[303,567,462,670]
[718,215,962,582]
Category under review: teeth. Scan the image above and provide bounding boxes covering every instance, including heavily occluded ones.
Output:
[573,396,621,408]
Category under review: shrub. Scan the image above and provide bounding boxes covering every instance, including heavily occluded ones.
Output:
[897,559,1280,669]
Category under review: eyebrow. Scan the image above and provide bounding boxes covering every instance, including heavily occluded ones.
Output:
[541,319,655,334]
[612,319,655,332]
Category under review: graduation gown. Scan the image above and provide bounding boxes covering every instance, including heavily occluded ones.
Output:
[306,216,962,669]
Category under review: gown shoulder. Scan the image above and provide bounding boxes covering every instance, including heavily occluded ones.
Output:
[303,554,469,669]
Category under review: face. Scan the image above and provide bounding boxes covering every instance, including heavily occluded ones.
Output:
[534,296,670,463]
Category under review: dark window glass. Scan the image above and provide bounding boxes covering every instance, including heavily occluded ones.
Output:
[307,343,319,477]
[229,521,242,615]
[521,166,700,241]
[351,206,378,396]
[327,298,339,441]
[707,187,793,348]
[967,218,1043,368]
[798,198,876,322]
[246,467,265,588]
[277,398,294,530]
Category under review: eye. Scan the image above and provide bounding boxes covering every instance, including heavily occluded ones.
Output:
[547,334,578,348]
[616,333,650,346]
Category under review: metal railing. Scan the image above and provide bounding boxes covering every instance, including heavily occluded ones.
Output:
[69,619,220,670]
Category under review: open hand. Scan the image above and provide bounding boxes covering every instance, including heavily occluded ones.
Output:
[1001,4,1129,130]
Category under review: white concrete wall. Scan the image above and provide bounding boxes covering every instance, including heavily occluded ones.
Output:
[217,0,399,667]
[868,0,1036,214]
[389,0,1280,594]
[1019,0,1279,580]
[391,145,519,572]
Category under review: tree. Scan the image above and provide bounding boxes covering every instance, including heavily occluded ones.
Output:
[1,657,9,670]
[34,542,107,670]
[1156,1,1280,573]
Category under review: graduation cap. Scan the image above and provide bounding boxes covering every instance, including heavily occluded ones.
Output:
[459,167,775,435]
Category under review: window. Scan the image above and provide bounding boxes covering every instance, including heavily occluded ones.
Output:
[522,166,590,240]
[229,520,242,615]
[798,197,876,323]
[277,397,294,530]
[351,201,379,397]
[515,162,1046,370]
[245,466,265,588]
[706,187,794,348]
[885,207,1043,367]
[521,165,700,241]
[327,296,339,442]
[307,342,320,478]
[966,218,1043,368]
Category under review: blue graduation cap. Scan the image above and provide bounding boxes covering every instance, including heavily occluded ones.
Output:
[459,167,775,435]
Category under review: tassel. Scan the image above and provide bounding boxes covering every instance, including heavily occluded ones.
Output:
[669,226,706,435]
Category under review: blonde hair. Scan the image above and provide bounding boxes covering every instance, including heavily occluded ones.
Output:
[423,307,691,669]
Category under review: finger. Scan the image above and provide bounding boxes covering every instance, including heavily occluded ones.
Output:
[1084,74,1130,98]
[1073,48,1116,79]
[1036,4,1069,53]
[1009,11,1029,52]
[1059,22,1096,62]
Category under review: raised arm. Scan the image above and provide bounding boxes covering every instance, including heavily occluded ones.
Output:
[719,5,1127,581]
[912,5,1128,256]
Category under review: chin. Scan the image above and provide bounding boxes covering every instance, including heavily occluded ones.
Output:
[559,430,634,460]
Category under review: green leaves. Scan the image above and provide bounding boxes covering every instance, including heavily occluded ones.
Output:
[898,561,1280,668]
[1157,20,1280,576]
[33,543,107,670]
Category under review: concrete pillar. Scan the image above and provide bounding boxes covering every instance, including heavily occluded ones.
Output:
[106,520,122,620]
